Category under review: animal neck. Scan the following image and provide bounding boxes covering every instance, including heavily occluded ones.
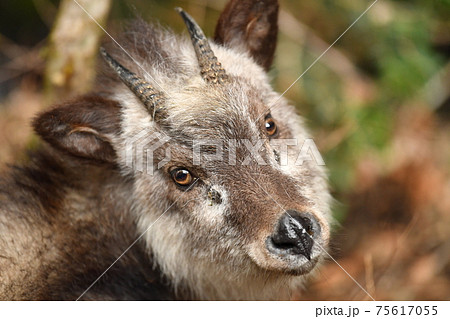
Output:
[0,145,174,300]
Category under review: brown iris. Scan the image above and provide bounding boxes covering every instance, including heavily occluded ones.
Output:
[171,168,194,187]
[265,117,277,136]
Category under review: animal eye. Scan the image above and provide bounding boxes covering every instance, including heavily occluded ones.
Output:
[170,168,194,187]
[265,116,277,136]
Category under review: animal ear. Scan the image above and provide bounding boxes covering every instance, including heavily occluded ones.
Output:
[214,0,279,71]
[33,96,121,163]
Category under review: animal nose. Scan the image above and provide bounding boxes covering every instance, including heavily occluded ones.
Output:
[268,210,320,260]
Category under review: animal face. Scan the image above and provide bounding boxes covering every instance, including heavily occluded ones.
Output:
[34,0,331,299]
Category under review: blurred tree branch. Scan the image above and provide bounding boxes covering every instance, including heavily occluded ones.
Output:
[0,34,44,86]
[44,0,111,103]
[424,61,450,111]
[279,9,375,105]
[32,0,58,28]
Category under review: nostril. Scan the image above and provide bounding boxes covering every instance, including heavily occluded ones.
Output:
[268,211,320,260]
[299,216,316,238]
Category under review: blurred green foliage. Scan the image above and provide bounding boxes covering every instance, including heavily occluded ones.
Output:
[271,0,448,220]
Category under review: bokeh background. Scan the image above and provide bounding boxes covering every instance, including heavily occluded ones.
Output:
[0,0,449,300]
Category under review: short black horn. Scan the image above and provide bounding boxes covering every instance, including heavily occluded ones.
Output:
[100,47,166,120]
[176,7,229,84]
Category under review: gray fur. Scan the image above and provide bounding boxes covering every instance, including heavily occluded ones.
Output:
[0,1,331,300]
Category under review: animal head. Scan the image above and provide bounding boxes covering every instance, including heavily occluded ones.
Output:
[34,0,331,299]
